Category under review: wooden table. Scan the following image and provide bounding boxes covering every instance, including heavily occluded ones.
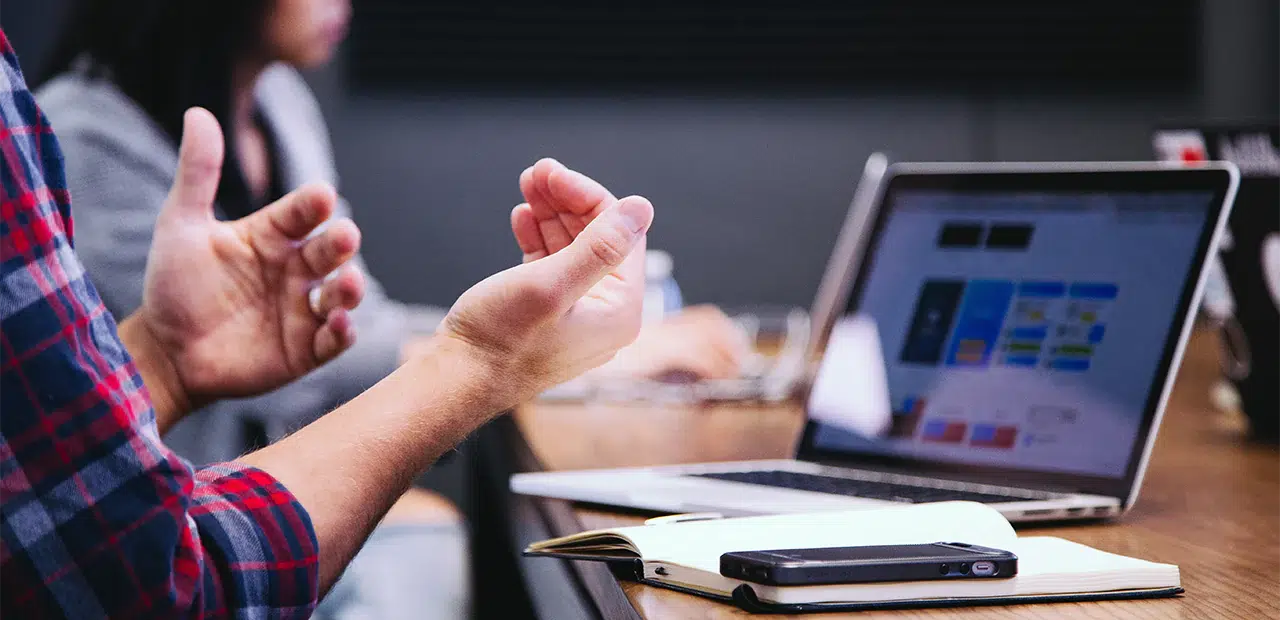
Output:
[510,331,1280,618]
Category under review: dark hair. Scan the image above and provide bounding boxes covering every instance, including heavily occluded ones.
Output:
[39,0,274,218]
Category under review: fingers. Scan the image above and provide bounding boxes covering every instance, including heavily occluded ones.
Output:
[313,308,357,364]
[537,212,574,256]
[519,163,568,252]
[696,308,754,378]
[666,352,738,381]
[163,108,224,219]
[521,158,617,255]
[522,158,615,216]
[256,183,340,241]
[558,211,587,238]
[677,305,754,363]
[696,332,749,379]
[519,159,556,218]
[546,163,614,217]
[311,265,366,318]
[673,325,749,381]
[300,217,361,278]
[538,195,654,304]
[310,266,364,365]
[511,203,548,263]
[629,308,750,381]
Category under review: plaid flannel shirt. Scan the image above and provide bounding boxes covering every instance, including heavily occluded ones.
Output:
[0,30,319,618]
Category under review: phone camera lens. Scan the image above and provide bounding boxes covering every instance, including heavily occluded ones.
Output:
[939,563,950,575]
[959,563,971,575]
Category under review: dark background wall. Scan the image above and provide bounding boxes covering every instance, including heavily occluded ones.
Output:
[5,1,1277,309]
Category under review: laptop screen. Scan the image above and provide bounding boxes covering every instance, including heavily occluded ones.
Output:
[806,171,1226,488]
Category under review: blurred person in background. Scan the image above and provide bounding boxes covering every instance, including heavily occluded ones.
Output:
[36,1,745,618]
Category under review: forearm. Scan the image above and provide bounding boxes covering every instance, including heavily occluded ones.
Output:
[118,314,194,433]
[238,335,505,592]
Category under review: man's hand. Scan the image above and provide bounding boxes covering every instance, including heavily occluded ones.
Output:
[121,108,366,426]
[432,158,654,407]
[593,305,752,381]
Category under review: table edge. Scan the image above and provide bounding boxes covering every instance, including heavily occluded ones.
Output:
[504,415,644,620]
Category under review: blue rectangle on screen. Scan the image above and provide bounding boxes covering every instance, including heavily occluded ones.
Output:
[970,424,996,442]
[1004,356,1039,367]
[1088,324,1106,343]
[1017,281,1066,298]
[1051,358,1091,372]
[1069,283,1118,300]
[1010,326,1048,341]
[944,280,1015,367]
[922,419,948,439]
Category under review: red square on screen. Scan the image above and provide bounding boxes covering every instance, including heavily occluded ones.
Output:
[991,426,1018,448]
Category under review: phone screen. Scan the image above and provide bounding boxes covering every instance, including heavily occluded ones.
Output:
[751,544,980,563]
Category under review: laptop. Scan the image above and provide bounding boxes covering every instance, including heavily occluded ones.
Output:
[513,161,1239,523]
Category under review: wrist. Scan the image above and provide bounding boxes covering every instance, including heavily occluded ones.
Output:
[118,314,196,429]
[412,332,525,416]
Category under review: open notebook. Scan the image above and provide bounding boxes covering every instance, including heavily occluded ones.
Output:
[525,502,1181,613]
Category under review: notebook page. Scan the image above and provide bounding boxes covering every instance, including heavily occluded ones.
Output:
[1008,537,1179,592]
[649,536,1178,605]
[621,502,1016,569]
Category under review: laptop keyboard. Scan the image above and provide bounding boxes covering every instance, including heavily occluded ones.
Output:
[691,470,1041,504]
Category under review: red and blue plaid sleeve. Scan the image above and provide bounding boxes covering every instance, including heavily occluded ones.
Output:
[0,30,319,618]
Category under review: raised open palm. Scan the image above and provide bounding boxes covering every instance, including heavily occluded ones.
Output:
[137,108,366,403]
[437,159,653,402]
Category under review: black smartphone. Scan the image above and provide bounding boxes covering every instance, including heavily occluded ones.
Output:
[720,542,1018,586]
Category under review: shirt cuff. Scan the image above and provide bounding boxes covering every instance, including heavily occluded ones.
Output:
[190,463,319,618]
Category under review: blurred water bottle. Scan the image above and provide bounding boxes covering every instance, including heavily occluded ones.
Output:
[1201,230,1235,322]
[1201,255,1234,323]
[644,249,683,324]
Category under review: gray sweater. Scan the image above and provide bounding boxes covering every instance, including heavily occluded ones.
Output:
[38,64,446,464]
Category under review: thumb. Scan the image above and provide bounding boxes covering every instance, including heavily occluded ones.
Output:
[535,195,654,304]
[163,108,224,219]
